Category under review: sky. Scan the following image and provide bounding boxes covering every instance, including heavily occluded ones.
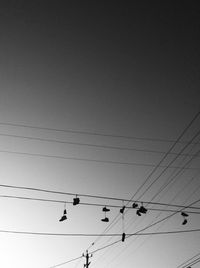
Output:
[0,1,200,268]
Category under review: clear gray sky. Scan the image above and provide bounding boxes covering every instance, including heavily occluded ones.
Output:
[0,1,200,268]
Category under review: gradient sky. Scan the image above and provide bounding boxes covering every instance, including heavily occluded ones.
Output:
[0,1,200,268]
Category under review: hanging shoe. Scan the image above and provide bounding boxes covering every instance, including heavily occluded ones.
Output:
[182,219,187,225]
[101,217,109,222]
[120,206,125,214]
[181,212,188,217]
[122,232,126,242]
[136,209,141,216]
[59,215,67,222]
[73,197,80,205]
[132,203,138,208]
[102,206,110,212]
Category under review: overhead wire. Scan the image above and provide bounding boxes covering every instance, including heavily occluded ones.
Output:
[104,171,200,268]
[0,116,199,266]
[177,252,200,268]
[1,149,199,169]
[93,130,200,267]
[0,121,193,144]
[1,132,197,156]
[92,169,200,268]
[48,255,83,268]
[90,196,200,256]
[179,257,200,268]
[1,194,200,214]
[1,183,200,210]
[143,135,200,206]
[86,110,200,250]
[134,127,200,203]
[1,229,200,237]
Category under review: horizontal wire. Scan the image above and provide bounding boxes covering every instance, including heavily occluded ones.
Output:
[1,194,200,214]
[0,121,183,143]
[0,149,199,169]
[0,133,198,157]
[1,229,200,237]
[1,184,200,210]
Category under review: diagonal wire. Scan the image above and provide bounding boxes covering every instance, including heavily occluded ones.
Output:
[86,112,200,250]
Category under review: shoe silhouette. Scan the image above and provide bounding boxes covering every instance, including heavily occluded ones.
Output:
[181,212,188,217]
[59,215,67,222]
[132,203,138,208]
[102,206,110,212]
[120,206,125,214]
[101,217,109,222]
[136,209,141,216]
[122,232,126,242]
[73,197,80,205]
[139,205,147,214]
[182,219,187,225]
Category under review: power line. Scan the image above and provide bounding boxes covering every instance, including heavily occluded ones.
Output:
[90,196,200,256]
[0,132,199,157]
[48,196,200,268]
[48,255,83,268]
[1,184,200,210]
[141,134,200,204]
[1,228,200,237]
[177,252,200,268]
[86,110,200,249]
[130,113,200,204]
[1,149,199,169]
[179,257,200,268]
[1,194,200,214]
[101,174,200,268]
[0,121,188,143]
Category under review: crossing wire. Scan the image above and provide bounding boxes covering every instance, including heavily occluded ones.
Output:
[48,195,200,268]
[101,171,200,268]
[90,196,200,255]
[91,170,200,268]
[177,252,200,268]
[86,110,200,250]
[180,257,200,268]
[90,129,200,267]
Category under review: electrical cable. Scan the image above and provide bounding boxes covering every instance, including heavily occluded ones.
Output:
[1,149,198,169]
[0,121,191,143]
[104,172,200,268]
[177,252,200,268]
[48,255,83,268]
[1,184,200,210]
[100,140,200,267]
[1,228,200,237]
[86,111,200,250]
[135,127,200,203]
[144,137,200,206]
[92,170,200,268]
[1,132,196,156]
[48,190,200,268]
[1,194,200,214]
[90,196,200,256]
[180,257,200,268]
